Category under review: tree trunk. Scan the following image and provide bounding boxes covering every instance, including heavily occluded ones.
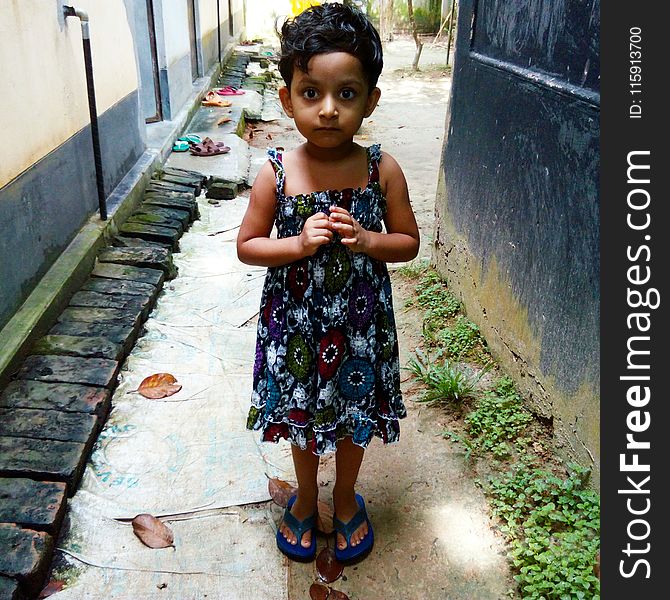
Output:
[407,0,423,70]
[379,0,395,44]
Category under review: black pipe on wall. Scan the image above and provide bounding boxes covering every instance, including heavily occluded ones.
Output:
[63,5,107,221]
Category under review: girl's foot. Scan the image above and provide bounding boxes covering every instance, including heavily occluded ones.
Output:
[279,496,317,548]
[333,490,369,550]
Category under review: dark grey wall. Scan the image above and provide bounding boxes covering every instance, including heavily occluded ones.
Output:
[435,0,600,474]
[0,91,144,329]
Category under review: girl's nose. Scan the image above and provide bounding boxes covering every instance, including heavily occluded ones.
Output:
[319,96,338,118]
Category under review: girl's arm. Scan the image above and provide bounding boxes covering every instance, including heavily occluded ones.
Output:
[329,152,420,263]
[237,161,334,267]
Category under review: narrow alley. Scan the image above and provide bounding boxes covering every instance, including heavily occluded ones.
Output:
[38,40,512,599]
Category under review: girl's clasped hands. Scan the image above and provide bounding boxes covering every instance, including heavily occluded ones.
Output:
[299,206,369,257]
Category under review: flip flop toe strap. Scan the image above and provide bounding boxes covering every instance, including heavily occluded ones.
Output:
[334,508,367,545]
[283,508,316,540]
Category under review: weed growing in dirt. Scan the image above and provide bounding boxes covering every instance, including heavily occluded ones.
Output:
[435,315,484,359]
[399,263,600,598]
[484,462,600,599]
[407,349,487,405]
[396,258,430,279]
[459,376,534,459]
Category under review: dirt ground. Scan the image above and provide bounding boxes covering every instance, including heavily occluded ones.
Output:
[245,39,517,599]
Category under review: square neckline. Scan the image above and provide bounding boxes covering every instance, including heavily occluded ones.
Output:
[270,144,380,202]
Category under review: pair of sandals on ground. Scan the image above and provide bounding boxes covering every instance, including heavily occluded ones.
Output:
[201,86,245,107]
[172,134,230,156]
[278,493,374,564]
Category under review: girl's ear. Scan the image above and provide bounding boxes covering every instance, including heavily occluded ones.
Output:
[364,87,381,118]
[279,86,294,118]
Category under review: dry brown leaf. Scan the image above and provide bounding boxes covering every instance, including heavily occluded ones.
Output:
[316,547,343,583]
[268,477,297,507]
[39,580,64,598]
[309,583,330,600]
[137,373,182,399]
[132,513,175,548]
[316,500,334,534]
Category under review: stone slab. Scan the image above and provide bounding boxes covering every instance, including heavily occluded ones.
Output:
[117,222,180,251]
[48,322,138,356]
[98,245,174,270]
[112,236,173,251]
[91,263,165,288]
[17,355,119,389]
[0,478,67,534]
[157,174,202,195]
[58,306,143,330]
[69,290,153,319]
[146,180,195,195]
[142,196,198,221]
[31,334,124,361]
[80,276,158,298]
[0,524,53,597]
[0,575,22,600]
[206,181,238,200]
[144,189,195,201]
[0,381,110,416]
[130,206,191,229]
[0,436,86,491]
[0,408,99,445]
[161,166,208,182]
[126,213,184,234]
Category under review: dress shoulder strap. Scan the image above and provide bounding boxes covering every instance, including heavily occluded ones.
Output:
[367,144,382,184]
[267,148,286,196]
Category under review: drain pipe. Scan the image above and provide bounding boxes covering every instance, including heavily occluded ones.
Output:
[217,0,222,68]
[63,5,107,220]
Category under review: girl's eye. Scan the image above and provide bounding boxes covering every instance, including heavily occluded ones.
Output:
[340,89,356,100]
[303,88,318,99]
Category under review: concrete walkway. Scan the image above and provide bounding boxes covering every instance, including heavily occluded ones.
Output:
[44,40,513,599]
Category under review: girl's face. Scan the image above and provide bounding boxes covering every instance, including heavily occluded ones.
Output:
[279,52,381,150]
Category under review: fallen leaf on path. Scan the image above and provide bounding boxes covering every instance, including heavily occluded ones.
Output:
[132,513,175,548]
[316,500,334,534]
[137,373,182,399]
[309,583,330,600]
[316,547,344,583]
[268,477,297,507]
[39,580,64,598]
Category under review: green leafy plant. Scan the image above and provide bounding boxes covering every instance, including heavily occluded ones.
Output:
[396,258,430,279]
[486,463,600,599]
[435,315,484,358]
[458,376,533,459]
[407,350,489,406]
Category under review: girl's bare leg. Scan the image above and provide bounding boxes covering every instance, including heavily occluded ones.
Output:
[333,436,369,550]
[279,444,320,547]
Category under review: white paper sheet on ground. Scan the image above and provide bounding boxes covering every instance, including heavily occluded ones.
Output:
[51,195,293,597]
[50,498,288,600]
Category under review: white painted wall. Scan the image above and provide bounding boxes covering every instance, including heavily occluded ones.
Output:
[162,0,192,67]
[198,0,219,36]
[0,0,138,189]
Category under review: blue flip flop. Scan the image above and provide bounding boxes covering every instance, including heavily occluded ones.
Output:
[333,493,374,564]
[276,495,317,562]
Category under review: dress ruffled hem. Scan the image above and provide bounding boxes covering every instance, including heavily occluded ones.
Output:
[246,404,405,455]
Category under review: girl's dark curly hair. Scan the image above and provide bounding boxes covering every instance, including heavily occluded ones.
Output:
[277,3,383,93]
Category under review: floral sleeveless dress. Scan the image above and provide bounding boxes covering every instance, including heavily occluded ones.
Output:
[246,144,406,455]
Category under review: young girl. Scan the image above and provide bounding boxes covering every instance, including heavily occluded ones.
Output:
[237,3,419,564]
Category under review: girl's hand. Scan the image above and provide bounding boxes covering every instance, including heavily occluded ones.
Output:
[328,206,370,253]
[299,211,333,256]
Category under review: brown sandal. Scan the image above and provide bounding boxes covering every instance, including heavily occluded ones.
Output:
[189,137,231,156]
[201,91,232,108]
